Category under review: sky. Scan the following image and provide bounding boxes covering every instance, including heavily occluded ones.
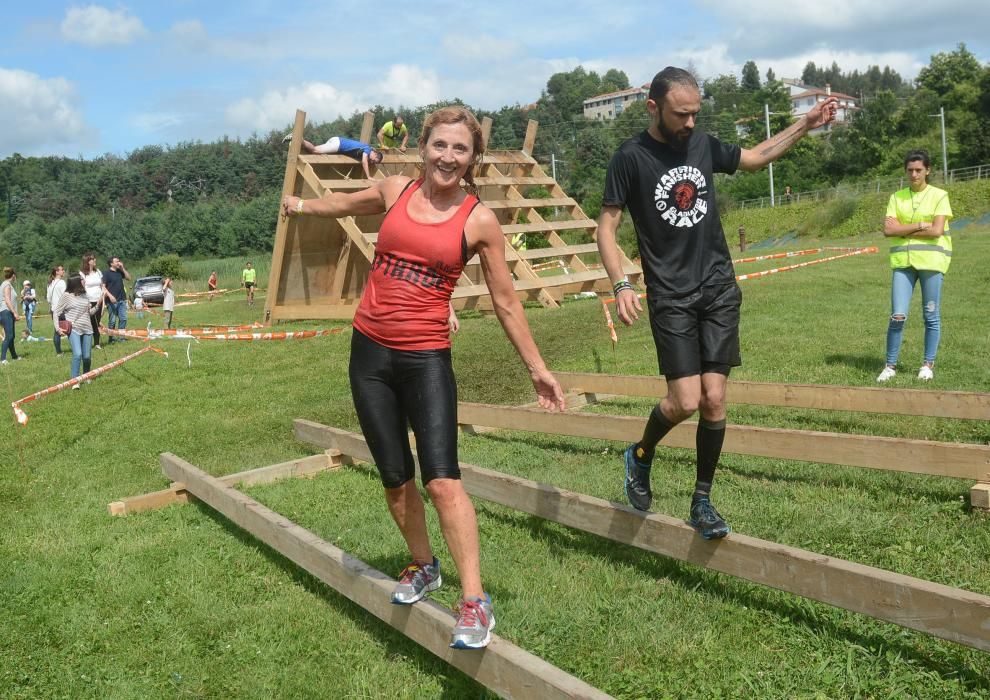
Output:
[1,1,987,159]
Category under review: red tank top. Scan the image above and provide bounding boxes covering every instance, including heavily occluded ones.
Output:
[353,179,479,350]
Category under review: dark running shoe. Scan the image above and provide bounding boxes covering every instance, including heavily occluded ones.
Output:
[450,594,495,649]
[689,497,731,540]
[391,557,441,604]
[624,443,653,511]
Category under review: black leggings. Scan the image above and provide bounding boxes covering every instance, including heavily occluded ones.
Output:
[89,302,102,346]
[349,328,460,488]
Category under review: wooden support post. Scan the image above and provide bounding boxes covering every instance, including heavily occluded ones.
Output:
[522,120,538,156]
[160,452,612,700]
[454,402,990,482]
[971,482,990,510]
[480,116,492,151]
[359,111,374,145]
[294,421,990,654]
[108,453,339,516]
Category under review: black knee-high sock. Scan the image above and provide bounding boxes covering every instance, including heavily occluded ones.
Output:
[637,404,676,463]
[694,418,726,499]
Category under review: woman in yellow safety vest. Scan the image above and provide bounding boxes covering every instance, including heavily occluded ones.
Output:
[876,149,952,383]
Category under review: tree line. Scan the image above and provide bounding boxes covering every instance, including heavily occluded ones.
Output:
[1,44,987,273]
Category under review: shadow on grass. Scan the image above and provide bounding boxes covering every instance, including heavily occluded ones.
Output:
[478,505,990,691]
[189,499,500,700]
[824,352,882,374]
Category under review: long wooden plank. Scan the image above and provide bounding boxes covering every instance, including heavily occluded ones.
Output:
[485,198,577,210]
[109,453,337,516]
[295,422,990,654]
[474,176,556,187]
[554,371,990,421]
[160,453,611,700]
[301,153,537,166]
[517,243,600,260]
[454,403,990,481]
[451,266,638,299]
[500,220,597,235]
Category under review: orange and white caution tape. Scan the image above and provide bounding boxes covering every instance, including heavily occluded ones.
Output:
[11,345,168,426]
[600,246,879,339]
[103,323,264,339]
[164,328,345,341]
[732,248,825,264]
[176,288,234,299]
[734,246,877,281]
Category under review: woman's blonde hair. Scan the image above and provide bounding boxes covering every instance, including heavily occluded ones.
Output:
[420,106,485,196]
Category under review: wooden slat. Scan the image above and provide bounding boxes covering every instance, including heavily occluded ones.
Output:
[451,266,638,299]
[484,198,576,209]
[160,452,612,700]
[109,453,337,516]
[517,243,600,260]
[553,372,990,421]
[972,483,990,510]
[522,120,538,155]
[454,403,990,482]
[473,176,556,187]
[501,220,597,235]
[300,153,536,166]
[295,422,990,654]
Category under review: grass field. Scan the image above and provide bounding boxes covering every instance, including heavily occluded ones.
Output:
[1,226,989,699]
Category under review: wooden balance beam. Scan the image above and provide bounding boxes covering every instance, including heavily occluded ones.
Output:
[294,420,990,654]
[454,403,990,482]
[159,452,612,700]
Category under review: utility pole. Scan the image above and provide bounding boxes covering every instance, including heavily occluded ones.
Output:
[929,107,949,183]
[551,153,557,181]
[764,103,775,207]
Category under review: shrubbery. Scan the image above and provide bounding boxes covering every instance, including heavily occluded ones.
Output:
[146,253,186,280]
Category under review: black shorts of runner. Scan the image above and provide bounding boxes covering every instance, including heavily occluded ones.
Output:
[244,282,255,289]
[348,328,460,488]
[647,281,742,380]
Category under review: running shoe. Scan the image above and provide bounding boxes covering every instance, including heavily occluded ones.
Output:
[917,365,934,381]
[689,497,731,540]
[390,557,441,604]
[876,366,896,383]
[450,594,495,649]
[624,443,653,511]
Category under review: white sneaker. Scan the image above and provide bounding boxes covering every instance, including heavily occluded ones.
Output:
[71,384,80,390]
[876,366,896,383]
[917,365,934,381]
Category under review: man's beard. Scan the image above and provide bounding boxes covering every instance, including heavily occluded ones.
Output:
[658,114,692,152]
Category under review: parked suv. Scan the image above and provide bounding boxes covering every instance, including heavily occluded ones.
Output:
[131,276,165,305]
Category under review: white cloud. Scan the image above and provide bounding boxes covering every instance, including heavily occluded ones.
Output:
[60,5,147,47]
[0,68,93,156]
[225,82,363,133]
[374,65,442,108]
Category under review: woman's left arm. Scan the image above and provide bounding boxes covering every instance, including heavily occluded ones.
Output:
[470,206,565,412]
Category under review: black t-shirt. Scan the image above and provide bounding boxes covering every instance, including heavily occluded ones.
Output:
[603,130,740,297]
[103,268,127,300]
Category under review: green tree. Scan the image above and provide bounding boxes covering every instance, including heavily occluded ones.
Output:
[741,61,761,91]
[916,43,982,100]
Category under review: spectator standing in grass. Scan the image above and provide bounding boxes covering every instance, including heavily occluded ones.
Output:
[162,277,175,329]
[54,275,94,388]
[282,106,565,650]
[1,267,22,364]
[133,294,145,319]
[102,256,132,342]
[596,66,837,539]
[47,265,67,356]
[241,262,256,306]
[20,280,37,334]
[876,149,953,383]
[80,253,104,349]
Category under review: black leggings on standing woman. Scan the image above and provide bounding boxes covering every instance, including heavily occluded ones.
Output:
[89,301,102,346]
[0,309,17,361]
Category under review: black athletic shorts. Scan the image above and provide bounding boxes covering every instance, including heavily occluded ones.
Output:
[348,328,460,488]
[647,281,742,380]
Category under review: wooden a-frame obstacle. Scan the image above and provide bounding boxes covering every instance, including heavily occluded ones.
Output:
[264,110,641,323]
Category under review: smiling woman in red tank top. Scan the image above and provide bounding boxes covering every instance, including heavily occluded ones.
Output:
[282,106,564,650]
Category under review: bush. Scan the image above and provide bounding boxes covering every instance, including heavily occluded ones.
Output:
[146,253,186,279]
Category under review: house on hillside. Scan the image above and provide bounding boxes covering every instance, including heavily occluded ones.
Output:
[735,79,858,137]
[582,86,648,120]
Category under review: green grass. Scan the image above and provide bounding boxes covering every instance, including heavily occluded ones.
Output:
[2,228,990,698]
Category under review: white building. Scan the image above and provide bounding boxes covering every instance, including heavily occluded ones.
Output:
[782,79,857,131]
[582,86,648,120]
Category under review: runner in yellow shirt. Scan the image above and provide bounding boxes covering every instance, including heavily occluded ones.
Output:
[377,115,409,153]
[241,261,257,306]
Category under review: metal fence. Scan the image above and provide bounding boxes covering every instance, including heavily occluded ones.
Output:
[735,163,990,210]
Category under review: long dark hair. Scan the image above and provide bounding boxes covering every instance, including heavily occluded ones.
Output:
[65,275,85,295]
[49,265,63,285]
[420,106,485,196]
[81,253,96,274]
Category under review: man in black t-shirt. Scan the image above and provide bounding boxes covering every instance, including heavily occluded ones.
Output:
[597,66,837,538]
[102,257,132,342]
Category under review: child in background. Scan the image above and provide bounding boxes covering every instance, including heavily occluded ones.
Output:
[162,278,175,329]
[21,329,47,342]
[21,281,37,334]
[134,294,145,319]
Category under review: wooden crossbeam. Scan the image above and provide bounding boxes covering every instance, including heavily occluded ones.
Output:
[452,266,638,299]
[454,402,990,482]
[300,153,537,166]
[108,453,341,516]
[501,220,597,235]
[516,243,600,260]
[553,371,990,421]
[160,452,612,700]
[484,198,577,209]
[294,421,990,654]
